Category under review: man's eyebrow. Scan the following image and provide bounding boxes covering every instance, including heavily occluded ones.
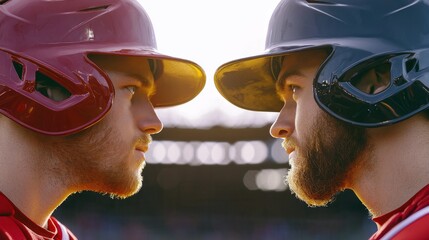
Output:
[125,72,153,86]
[126,72,156,95]
[276,69,305,90]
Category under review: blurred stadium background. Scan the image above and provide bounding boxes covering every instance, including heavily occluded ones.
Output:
[57,115,376,239]
[55,0,377,239]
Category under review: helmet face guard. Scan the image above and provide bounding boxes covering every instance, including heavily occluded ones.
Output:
[214,0,429,127]
[0,0,205,135]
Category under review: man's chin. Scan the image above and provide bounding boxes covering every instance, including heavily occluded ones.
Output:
[94,175,143,199]
[286,171,336,207]
[107,183,142,199]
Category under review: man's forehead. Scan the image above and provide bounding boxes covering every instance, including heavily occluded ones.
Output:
[124,71,155,88]
[89,54,155,84]
[90,55,151,72]
[276,49,329,80]
[282,49,328,68]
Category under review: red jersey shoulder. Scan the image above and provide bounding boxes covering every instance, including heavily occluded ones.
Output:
[0,216,78,240]
[388,207,429,240]
[51,217,78,240]
[0,217,23,239]
[0,193,77,239]
[0,216,30,239]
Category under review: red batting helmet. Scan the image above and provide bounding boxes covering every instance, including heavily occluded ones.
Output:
[0,0,205,135]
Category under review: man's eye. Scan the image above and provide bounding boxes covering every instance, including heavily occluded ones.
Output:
[126,86,137,95]
[289,85,298,94]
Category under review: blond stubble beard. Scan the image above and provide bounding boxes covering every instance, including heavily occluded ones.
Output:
[45,124,146,199]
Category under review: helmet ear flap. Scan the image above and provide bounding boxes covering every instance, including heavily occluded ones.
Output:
[10,56,72,102]
[315,49,429,127]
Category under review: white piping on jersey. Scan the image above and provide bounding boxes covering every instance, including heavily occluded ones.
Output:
[381,205,429,240]
[58,222,70,240]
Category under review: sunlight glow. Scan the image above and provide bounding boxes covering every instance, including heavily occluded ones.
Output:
[140,0,281,128]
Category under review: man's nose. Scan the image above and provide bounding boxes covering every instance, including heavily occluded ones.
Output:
[135,98,163,135]
[270,101,295,138]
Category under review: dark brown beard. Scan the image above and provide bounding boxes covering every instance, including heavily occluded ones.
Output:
[286,111,368,206]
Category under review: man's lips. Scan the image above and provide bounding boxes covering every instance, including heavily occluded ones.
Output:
[282,140,296,154]
[135,145,148,153]
[286,146,295,155]
[135,135,152,153]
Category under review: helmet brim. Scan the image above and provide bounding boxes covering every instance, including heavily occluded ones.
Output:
[214,45,323,112]
[89,49,206,108]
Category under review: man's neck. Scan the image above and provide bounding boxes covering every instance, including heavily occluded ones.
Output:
[0,119,70,228]
[351,115,429,219]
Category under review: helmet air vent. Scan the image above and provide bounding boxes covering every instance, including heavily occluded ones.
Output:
[306,0,335,4]
[35,71,71,102]
[0,0,10,5]
[12,61,23,80]
[406,58,418,73]
[78,5,110,12]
